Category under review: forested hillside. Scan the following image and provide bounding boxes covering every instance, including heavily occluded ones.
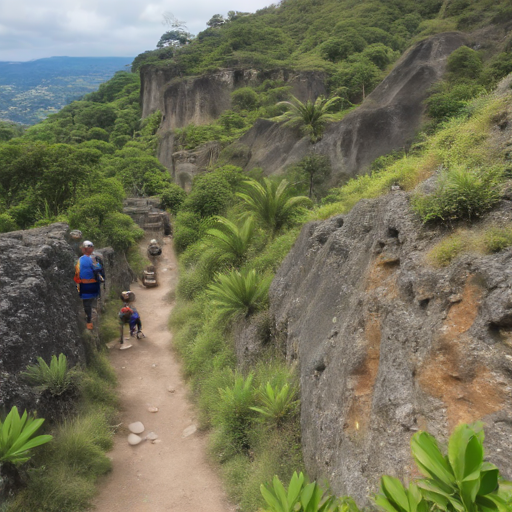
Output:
[2,0,512,510]
[0,57,133,125]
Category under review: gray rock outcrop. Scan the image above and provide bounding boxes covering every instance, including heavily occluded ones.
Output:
[0,224,84,410]
[226,32,466,181]
[0,223,132,411]
[265,193,512,505]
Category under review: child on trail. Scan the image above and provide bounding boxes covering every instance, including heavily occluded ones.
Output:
[118,296,145,349]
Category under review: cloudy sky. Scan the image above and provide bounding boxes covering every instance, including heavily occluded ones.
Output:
[0,0,273,62]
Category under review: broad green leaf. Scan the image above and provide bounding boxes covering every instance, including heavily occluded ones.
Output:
[479,465,499,496]
[261,483,285,512]
[411,432,455,484]
[381,475,410,511]
[374,495,401,512]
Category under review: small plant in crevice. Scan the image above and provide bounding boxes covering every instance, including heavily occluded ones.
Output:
[21,354,79,397]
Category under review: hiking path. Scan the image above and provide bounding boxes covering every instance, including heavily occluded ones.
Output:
[93,236,233,512]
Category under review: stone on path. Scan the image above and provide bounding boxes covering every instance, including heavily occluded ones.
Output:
[182,425,197,438]
[120,344,133,350]
[128,421,145,434]
[146,432,158,441]
[148,406,159,413]
[128,433,143,446]
[167,386,175,393]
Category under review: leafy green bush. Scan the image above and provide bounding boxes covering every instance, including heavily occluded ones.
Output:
[232,88,260,111]
[183,172,232,218]
[207,269,272,319]
[237,178,311,236]
[425,83,485,123]
[412,166,502,223]
[173,210,204,253]
[446,46,483,81]
[374,422,512,512]
[250,382,299,429]
[21,354,78,396]
[160,183,187,215]
[214,373,257,453]
[0,213,17,233]
[0,407,52,465]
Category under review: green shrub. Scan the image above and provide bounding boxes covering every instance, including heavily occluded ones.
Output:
[183,173,232,218]
[231,88,260,111]
[208,269,272,319]
[0,407,52,465]
[214,373,257,453]
[0,213,17,233]
[160,183,187,215]
[483,226,512,253]
[412,166,502,223]
[427,233,466,267]
[447,46,483,81]
[21,354,78,396]
[250,382,299,429]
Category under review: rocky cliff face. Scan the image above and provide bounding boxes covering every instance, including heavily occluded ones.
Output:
[140,66,326,181]
[227,32,466,182]
[141,67,326,131]
[265,192,512,505]
[0,223,132,412]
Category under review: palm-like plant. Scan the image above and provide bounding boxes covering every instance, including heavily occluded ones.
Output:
[21,353,77,396]
[237,178,311,236]
[272,94,340,143]
[206,216,255,266]
[0,406,53,495]
[207,268,272,319]
[250,382,299,429]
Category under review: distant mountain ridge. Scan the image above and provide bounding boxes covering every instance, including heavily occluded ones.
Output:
[0,56,133,125]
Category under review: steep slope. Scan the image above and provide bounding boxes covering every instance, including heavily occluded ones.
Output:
[261,89,512,504]
[232,32,466,180]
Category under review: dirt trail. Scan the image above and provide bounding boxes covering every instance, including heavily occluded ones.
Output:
[93,237,233,512]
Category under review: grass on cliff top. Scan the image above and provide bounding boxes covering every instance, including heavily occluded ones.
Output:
[314,94,509,221]
[427,224,512,267]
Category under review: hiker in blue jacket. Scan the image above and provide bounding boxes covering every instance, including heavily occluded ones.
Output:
[74,240,104,330]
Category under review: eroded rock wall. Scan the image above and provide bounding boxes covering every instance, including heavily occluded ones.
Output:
[0,224,132,411]
[267,193,512,505]
[230,32,466,181]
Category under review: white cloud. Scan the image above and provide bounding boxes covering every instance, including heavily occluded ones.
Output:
[0,0,274,61]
